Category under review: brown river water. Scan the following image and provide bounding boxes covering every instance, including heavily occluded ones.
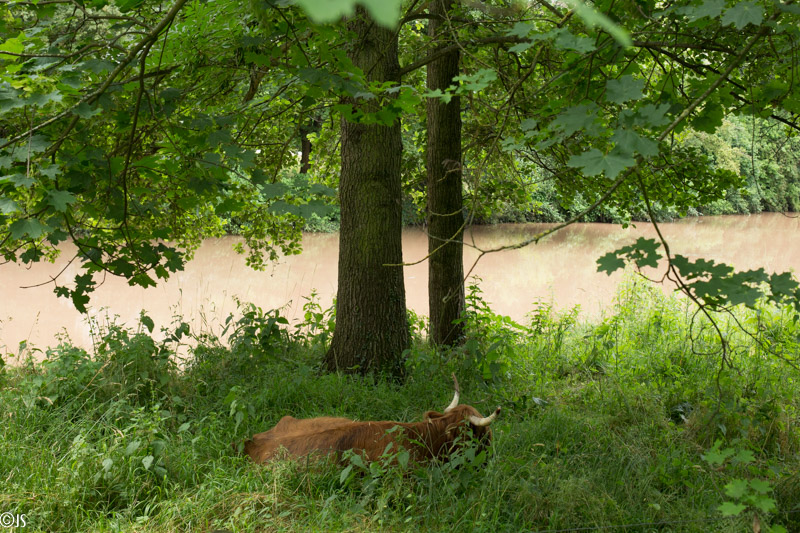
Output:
[1,213,798,355]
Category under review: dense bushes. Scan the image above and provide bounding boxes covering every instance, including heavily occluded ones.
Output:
[1,279,799,532]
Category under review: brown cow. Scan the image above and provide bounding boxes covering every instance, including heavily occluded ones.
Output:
[240,375,500,464]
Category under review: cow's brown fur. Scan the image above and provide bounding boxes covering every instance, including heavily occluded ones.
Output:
[241,405,495,464]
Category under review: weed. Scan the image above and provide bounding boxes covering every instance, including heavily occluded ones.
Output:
[1,275,798,532]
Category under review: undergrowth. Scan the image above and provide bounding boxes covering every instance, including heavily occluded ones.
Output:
[1,275,798,532]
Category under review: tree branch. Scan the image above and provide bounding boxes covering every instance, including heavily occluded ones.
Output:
[399,35,526,77]
[0,0,190,151]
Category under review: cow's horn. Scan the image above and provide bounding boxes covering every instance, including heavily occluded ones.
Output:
[469,406,501,427]
[444,373,460,413]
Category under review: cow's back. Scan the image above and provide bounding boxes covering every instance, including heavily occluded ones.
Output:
[243,415,356,463]
[269,415,354,436]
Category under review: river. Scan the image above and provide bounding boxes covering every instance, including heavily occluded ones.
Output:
[1,213,798,354]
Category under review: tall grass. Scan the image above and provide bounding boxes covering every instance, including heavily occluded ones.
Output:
[1,274,798,532]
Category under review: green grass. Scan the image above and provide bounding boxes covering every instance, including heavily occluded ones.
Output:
[1,275,799,532]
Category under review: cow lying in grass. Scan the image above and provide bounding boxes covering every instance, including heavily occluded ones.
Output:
[239,375,500,464]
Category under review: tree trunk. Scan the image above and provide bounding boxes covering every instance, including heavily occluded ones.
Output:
[427,0,465,346]
[299,130,312,174]
[324,10,409,375]
[299,115,321,175]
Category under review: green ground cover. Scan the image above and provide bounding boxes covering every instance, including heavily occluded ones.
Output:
[1,276,798,532]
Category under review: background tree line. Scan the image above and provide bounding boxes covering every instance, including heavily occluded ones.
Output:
[259,113,800,230]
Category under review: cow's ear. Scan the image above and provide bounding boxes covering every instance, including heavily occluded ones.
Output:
[424,410,444,421]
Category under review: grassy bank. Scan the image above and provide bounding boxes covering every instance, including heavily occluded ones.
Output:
[1,276,799,532]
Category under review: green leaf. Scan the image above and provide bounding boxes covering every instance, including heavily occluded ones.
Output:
[552,103,599,136]
[9,218,49,239]
[0,198,21,214]
[397,449,409,468]
[60,74,83,89]
[691,101,724,133]
[24,91,63,107]
[748,479,772,495]
[454,69,497,92]
[636,103,671,127]
[269,200,302,217]
[681,0,725,21]
[309,183,336,196]
[520,118,538,132]
[424,88,454,104]
[553,28,596,53]
[207,129,232,146]
[298,199,335,218]
[724,479,749,499]
[507,22,534,38]
[215,198,245,215]
[47,190,77,212]
[0,95,25,113]
[294,0,401,28]
[509,41,535,54]
[141,455,154,470]
[115,0,145,11]
[0,33,25,55]
[339,464,353,484]
[768,272,799,300]
[776,1,800,13]
[751,495,777,513]
[81,59,116,74]
[671,255,775,308]
[334,103,361,122]
[597,237,663,274]
[106,257,134,278]
[732,448,755,464]
[606,76,645,104]
[25,135,51,155]
[40,164,61,179]
[160,87,182,101]
[567,148,635,177]
[611,128,659,157]
[501,136,524,152]
[243,51,271,67]
[141,314,155,333]
[152,439,167,457]
[349,453,366,469]
[564,0,632,47]
[260,182,289,199]
[717,502,747,517]
[201,152,221,166]
[597,251,626,274]
[1,173,34,188]
[70,272,97,314]
[721,1,764,28]
[73,102,102,119]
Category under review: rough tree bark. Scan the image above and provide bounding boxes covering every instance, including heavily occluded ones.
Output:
[427,0,465,346]
[324,9,409,375]
[299,126,312,174]
[299,115,321,175]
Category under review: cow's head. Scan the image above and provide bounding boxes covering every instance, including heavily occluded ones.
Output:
[423,374,501,457]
